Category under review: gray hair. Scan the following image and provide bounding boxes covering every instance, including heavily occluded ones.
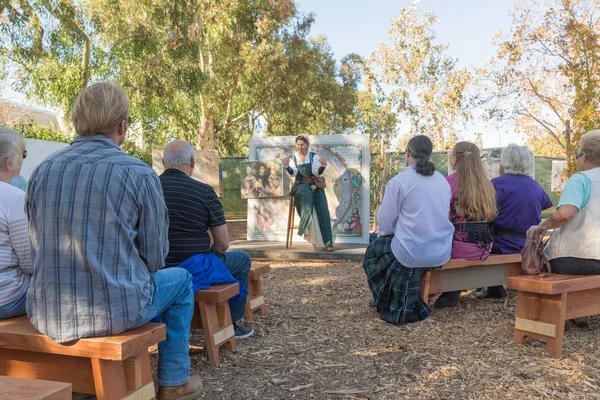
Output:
[163,140,195,165]
[500,144,533,175]
[0,127,26,170]
[579,129,600,165]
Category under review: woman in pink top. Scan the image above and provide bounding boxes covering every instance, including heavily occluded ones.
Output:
[435,142,498,308]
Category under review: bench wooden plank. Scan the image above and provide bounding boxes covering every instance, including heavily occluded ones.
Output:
[250,263,271,278]
[442,254,522,269]
[0,316,165,361]
[507,274,600,295]
[0,376,72,400]
[194,283,239,304]
[422,254,522,299]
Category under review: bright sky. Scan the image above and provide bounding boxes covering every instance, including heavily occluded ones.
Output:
[296,0,520,147]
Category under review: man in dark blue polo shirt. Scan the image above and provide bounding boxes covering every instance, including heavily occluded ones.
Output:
[159,140,254,339]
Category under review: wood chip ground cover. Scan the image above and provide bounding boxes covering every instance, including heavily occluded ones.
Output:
[148,261,600,399]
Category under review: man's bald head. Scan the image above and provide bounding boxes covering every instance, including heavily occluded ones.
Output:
[162,140,195,175]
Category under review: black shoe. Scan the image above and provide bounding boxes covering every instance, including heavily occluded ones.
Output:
[434,291,460,308]
[233,322,255,339]
[476,286,507,299]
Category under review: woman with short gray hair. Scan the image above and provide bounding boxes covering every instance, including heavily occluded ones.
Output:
[0,127,33,319]
[477,144,552,299]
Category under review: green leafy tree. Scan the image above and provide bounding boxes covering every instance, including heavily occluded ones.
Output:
[480,0,600,173]
[0,0,111,132]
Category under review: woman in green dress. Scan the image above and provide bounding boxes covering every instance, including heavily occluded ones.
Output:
[282,135,334,251]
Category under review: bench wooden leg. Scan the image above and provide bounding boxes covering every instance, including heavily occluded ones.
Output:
[91,351,155,400]
[420,271,431,301]
[244,276,266,321]
[513,291,567,358]
[198,301,236,366]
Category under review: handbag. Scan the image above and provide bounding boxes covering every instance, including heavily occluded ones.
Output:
[520,231,551,275]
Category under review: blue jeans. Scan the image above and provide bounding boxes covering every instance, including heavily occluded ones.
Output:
[0,289,27,319]
[129,268,194,387]
[218,250,251,322]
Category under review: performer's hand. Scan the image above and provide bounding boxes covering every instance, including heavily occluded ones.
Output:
[319,156,327,166]
[282,157,290,167]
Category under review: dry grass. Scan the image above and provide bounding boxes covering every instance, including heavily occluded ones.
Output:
[150,260,600,399]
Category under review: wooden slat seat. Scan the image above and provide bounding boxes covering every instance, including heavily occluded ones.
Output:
[191,283,239,367]
[0,316,165,400]
[507,273,600,358]
[0,376,72,400]
[245,262,271,321]
[507,274,600,294]
[421,254,522,299]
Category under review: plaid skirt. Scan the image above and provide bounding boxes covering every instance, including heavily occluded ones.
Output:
[363,236,431,325]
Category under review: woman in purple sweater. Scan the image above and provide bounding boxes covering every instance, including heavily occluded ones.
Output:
[478,144,552,299]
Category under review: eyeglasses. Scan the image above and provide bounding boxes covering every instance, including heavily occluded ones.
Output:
[576,150,584,159]
[22,150,27,160]
[126,116,132,125]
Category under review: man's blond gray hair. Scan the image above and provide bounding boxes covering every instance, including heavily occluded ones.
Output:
[0,127,25,170]
[72,82,129,137]
[580,130,600,165]
[500,144,533,176]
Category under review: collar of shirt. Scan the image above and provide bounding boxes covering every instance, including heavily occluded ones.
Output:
[72,134,121,150]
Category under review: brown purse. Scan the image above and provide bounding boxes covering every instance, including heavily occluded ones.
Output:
[520,231,551,275]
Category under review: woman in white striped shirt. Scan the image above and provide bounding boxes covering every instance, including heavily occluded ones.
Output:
[0,128,32,319]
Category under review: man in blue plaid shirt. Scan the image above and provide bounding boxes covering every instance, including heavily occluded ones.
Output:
[25,82,202,399]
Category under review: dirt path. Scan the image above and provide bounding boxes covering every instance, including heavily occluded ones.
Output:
[152,260,600,399]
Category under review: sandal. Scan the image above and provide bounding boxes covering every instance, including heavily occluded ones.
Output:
[325,246,334,252]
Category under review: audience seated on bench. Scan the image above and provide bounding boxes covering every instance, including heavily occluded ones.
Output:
[23,82,202,398]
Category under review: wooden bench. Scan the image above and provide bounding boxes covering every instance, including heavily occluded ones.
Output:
[507,274,600,358]
[244,262,271,321]
[421,254,522,300]
[0,376,72,400]
[0,316,165,400]
[191,283,239,367]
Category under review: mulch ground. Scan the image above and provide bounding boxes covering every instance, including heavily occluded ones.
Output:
[147,260,600,399]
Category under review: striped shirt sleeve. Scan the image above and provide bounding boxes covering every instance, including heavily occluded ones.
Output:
[136,173,170,272]
[8,193,33,274]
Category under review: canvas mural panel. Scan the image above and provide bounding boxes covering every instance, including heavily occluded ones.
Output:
[152,149,223,197]
[240,160,287,199]
[247,134,370,244]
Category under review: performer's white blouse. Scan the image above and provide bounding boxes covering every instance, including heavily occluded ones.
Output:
[288,151,325,177]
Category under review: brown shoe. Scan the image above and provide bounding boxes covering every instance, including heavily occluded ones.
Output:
[157,375,203,400]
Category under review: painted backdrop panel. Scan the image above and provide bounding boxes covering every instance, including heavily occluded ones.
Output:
[247,134,370,244]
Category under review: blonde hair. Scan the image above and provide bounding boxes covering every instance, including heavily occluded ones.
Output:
[0,127,26,170]
[72,82,130,137]
[579,130,600,165]
[452,142,497,221]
